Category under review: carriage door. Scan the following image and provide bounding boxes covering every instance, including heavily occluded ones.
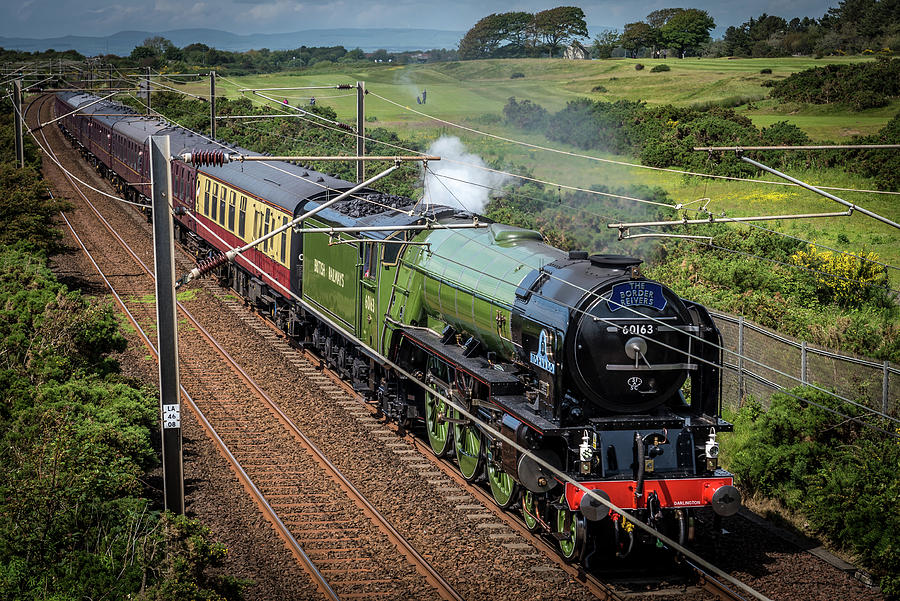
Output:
[358,242,379,350]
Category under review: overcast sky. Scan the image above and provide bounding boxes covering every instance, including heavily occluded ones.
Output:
[3,0,839,39]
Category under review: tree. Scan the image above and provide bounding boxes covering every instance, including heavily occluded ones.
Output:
[723,24,752,55]
[129,44,157,66]
[646,8,684,28]
[592,29,620,59]
[660,9,715,57]
[533,6,588,57]
[141,35,175,56]
[458,13,507,59]
[496,11,534,50]
[620,21,657,57]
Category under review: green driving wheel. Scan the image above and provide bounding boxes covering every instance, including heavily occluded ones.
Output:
[486,446,518,508]
[522,491,541,532]
[425,388,452,457]
[556,494,586,562]
[453,414,484,481]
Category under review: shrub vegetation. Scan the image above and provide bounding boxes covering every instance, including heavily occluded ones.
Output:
[0,98,246,601]
[646,225,897,361]
[504,96,821,178]
[722,388,900,596]
[769,57,900,110]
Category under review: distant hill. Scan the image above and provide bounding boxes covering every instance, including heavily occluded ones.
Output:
[0,26,616,57]
[0,28,468,56]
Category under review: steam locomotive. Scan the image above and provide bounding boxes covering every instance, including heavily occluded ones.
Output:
[55,90,740,562]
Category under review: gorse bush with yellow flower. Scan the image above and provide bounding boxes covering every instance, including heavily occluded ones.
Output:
[791,244,890,307]
[648,224,899,361]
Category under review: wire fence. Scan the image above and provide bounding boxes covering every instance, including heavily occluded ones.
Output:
[712,312,898,416]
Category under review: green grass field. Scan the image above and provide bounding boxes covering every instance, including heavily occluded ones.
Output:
[172,57,899,274]
[181,56,893,136]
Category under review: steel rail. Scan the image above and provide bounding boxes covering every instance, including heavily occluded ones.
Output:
[57,210,341,601]
[29,94,339,601]
[35,93,465,601]
[301,352,749,601]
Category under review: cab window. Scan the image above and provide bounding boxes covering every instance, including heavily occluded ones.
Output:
[381,232,406,266]
[363,243,377,280]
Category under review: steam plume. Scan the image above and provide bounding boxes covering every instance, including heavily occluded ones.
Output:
[422,136,509,214]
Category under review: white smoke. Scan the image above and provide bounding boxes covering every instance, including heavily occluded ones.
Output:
[422,136,509,214]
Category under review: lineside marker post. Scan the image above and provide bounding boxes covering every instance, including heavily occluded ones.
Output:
[14,79,24,168]
[150,135,185,514]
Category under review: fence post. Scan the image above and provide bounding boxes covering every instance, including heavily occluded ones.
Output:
[738,316,745,402]
[801,340,807,385]
[885,361,890,415]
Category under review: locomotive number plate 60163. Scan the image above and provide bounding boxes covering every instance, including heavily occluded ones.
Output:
[619,323,655,336]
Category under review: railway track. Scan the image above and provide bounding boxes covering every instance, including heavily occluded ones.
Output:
[29,90,881,601]
[29,93,621,601]
[30,93,466,601]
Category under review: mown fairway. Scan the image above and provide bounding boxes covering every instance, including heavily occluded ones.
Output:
[175,57,899,271]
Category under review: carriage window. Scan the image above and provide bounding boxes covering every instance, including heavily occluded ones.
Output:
[263,208,271,252]
[228,191,236,231]
[219,187,227,226]
[203,180,210,215]
[253,209,262,240]
[174,172,181,199]
[280,217,288,263]
[238,196,247,237]
[211,183,218,221]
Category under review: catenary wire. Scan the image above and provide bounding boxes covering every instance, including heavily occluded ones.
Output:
[213,96,899,279]
[367,90,900,197]
[48,89,897,429]
[104,90,898,419]
[427,170,900,295]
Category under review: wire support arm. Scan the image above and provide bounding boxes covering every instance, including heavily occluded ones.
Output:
[695,143,900,151]
[238,85,355,91]
[608,210,851,231]
[739,154,900,231]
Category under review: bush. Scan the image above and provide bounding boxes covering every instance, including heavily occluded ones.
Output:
[591,84,607,92]
[650,64,670,73]
[544,98,644,155]
[646,225,899,361]
[502,97,549,131]
[760,68,772,74]
[769,57,900,110]
[510,72,525,79]
[724,388,900,596]
[845,112,900,190]
[0,106,247,601]
[791,244,890,307]
[634,63,644,70]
